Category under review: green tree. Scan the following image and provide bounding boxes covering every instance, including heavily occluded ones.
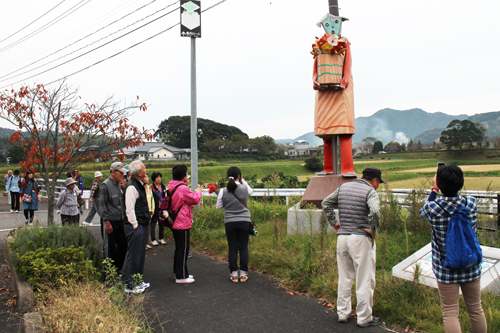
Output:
[440,119,485,150]
[372,140,383,154]
[8,145,26,164]
[155,116,249,149]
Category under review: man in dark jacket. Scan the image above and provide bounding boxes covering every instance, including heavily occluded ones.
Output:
[99,162,128,273]
[124,161,150,293]
[322,167,384,328]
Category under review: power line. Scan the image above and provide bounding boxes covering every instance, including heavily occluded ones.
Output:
[0,0,67,45]
[2,0,229,88]
[0,0,92,53]
[0,0,179,82]
[0,6,180,87]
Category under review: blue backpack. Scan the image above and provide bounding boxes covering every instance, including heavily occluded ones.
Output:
[435,198,482,270]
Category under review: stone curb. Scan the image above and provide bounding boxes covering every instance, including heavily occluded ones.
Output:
[5,242,35,314]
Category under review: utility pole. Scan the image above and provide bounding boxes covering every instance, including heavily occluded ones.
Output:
[190,36,198,191]
[180,0,202,191]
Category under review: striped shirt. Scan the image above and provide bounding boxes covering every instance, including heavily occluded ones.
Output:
[419,193,481,284]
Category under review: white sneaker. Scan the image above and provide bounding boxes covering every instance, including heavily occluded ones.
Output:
[230,271,239,283]
[82,221,93,226]
[176,278,195,284]
[15,210,18,213]
[138,282,150,289]
[159,239,167,245]
[151,240,159,246]
[174,274,193,279]
[239,270,248,283]
[124,285,145,294]
[10,209,13,213]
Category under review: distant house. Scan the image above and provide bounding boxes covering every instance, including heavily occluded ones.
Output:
[285,140,313,157]
[113,142,190,161]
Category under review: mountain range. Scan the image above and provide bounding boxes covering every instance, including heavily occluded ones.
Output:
[276,108,500,146]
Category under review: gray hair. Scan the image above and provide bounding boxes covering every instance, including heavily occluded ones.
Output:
[129,161,143,178]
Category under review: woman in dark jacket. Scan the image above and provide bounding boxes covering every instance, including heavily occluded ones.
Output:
[18,171,40,225]
[150,171,167,246]
[216,166,254,283]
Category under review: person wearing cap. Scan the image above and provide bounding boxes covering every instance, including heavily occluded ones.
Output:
[99,162,128,273]
[83,171,103,226]
[124,161,151,293]
[322,167,385,328]
[57,177,81,225]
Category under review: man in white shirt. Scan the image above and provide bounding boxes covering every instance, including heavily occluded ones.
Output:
[124,161,151,293]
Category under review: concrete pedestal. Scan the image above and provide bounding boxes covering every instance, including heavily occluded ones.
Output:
[301,174,356,209]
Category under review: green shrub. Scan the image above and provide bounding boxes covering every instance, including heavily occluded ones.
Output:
[8,224,101,270]
[304,157,323,172]
[16,246,99,291]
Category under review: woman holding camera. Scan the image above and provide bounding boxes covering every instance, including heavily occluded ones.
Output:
[420,164,486,333]
[216,166,254,283]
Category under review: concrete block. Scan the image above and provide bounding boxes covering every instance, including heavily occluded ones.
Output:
[24,312,44,333]
[287,203,337,235]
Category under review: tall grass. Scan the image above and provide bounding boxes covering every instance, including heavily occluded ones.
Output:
[190,191,500,332]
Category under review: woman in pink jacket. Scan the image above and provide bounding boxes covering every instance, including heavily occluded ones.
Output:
[168,164,203,284]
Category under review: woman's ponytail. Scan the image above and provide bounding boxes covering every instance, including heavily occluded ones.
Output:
[226,166,241,194]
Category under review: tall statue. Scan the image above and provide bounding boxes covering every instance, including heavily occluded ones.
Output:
[312,7,355,176]
[301,0,356,208]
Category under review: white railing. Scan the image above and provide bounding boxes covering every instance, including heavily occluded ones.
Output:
[37,179,500,223]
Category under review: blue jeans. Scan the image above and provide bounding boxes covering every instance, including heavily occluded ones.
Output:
[225,222,250,272]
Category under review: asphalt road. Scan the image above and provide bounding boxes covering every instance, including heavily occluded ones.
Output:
[0,196,404,333]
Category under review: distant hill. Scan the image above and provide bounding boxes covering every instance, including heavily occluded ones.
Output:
[277,108,469,146]
[0,127,15,138]
[352,108,468,144]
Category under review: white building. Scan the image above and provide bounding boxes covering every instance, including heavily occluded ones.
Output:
[285,140,311,157]
[114,142,190,161]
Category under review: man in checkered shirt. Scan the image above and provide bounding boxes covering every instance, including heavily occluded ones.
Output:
[419,164,486,333]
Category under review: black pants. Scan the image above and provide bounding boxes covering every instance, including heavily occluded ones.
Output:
[10,191,19,211]
[171,228,191,279]
[225,222,250,272]
[23,209,34,223]
[61,214,79,226]
[150,213,164,241]
[104,219,128,272]
[124,223,148,288]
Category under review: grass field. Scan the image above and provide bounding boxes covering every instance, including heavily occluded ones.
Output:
[3,149,500,191]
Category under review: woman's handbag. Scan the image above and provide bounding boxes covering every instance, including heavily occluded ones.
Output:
[78,197,86,208]
[22,193,32,203]
[231,192,258,236]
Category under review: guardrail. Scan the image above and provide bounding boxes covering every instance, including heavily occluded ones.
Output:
[37,179,500,228]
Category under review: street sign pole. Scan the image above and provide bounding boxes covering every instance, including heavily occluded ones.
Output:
[180,0,201,191]
[190,36,198,191]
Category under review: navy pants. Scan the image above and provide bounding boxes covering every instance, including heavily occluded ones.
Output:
[124,223,148,288]
[225,222,250,272]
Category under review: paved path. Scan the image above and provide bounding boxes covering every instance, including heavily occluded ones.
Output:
[0,199,404,333]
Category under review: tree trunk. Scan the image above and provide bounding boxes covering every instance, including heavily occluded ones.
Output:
[46,180,56,224]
